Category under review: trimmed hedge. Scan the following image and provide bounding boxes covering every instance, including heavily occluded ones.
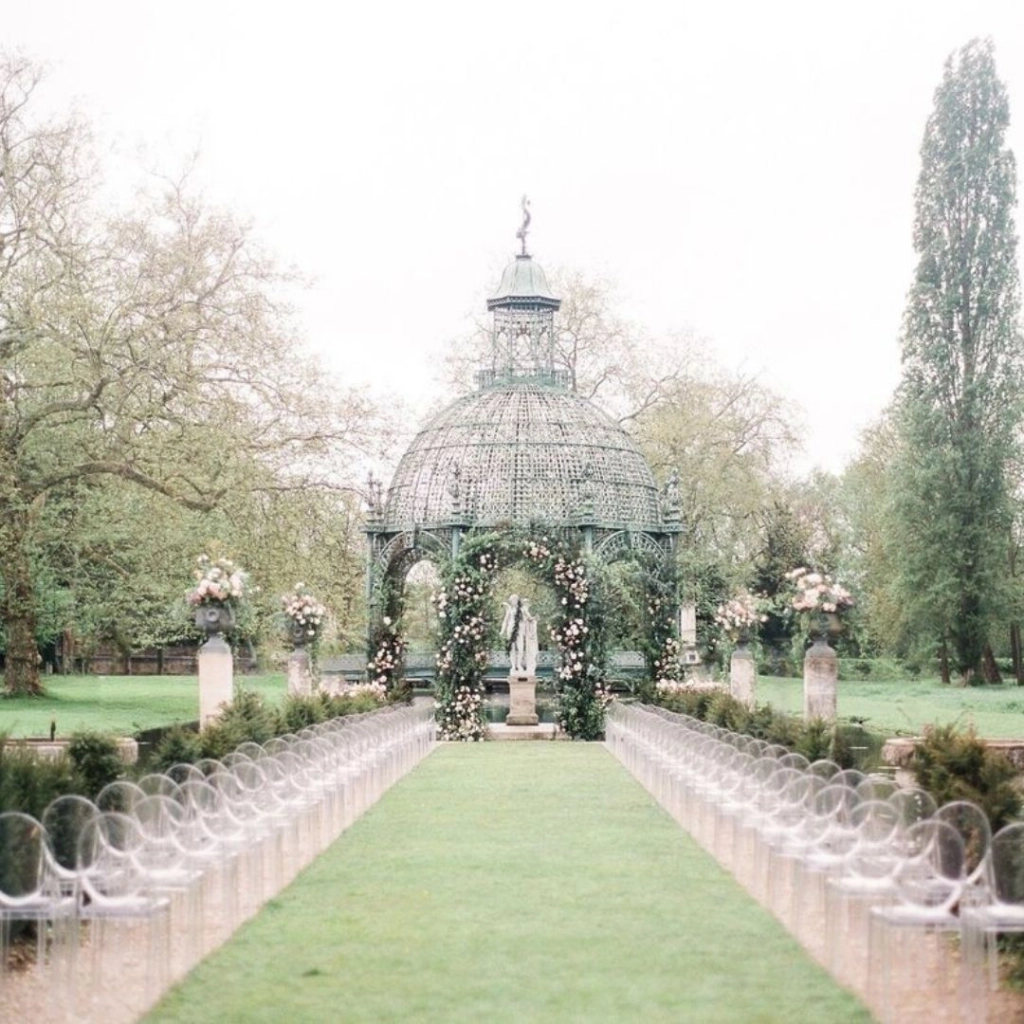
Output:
[650,689,857,768]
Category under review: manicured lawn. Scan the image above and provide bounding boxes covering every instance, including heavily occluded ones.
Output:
[4,671,1024,741]
[758,675,1024,738]
[147,744,870,1024]
[0,673,286,738]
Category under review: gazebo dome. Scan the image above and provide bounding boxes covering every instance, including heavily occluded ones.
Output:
[381,380,664,532]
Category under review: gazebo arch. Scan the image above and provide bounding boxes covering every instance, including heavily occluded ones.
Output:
[365,213,681,737]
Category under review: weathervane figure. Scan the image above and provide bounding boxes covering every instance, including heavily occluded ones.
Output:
[515,195,531,255]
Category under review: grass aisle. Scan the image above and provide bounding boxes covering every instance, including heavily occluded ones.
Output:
[148,745,871,1024]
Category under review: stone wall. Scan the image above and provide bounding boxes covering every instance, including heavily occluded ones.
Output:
[881,735,1024,770]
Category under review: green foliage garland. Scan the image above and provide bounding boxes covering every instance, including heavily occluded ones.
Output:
[637,552,681,700]
[367,572,409,699]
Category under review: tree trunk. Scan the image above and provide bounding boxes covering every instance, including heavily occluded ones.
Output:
[0,523,44,695]
[982,644,1003,684]
[1012,623,1024,685]
[939,639,951,685]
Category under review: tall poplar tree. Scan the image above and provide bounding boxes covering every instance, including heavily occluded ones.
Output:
[894,38,1022,682]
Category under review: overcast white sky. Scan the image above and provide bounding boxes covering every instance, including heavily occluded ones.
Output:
[7,0,1024,474]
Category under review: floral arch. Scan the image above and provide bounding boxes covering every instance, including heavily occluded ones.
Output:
[365,523,679,740]
[431,530,603,740]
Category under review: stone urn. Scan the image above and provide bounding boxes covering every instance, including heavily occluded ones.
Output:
[288,621,314,649]
[808,611,842,644]
[194,603,236,638]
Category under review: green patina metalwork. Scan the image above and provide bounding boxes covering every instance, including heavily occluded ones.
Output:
[364,233,680,733]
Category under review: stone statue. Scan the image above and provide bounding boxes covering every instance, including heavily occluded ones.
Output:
[501,594,522,672]
[663,469,680,511]
[501,594,538,676]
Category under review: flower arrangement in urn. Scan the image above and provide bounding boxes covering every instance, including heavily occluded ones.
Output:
[188,554,248,635]
[786,567,854,639]
[281,583,327,647]
[714,591,767,644]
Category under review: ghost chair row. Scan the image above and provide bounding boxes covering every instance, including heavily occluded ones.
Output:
[0,701,437,1021]
[604,701,1005,1023]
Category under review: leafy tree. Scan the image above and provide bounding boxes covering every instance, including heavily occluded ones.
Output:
[636,371,799,575]
[838,413,914,661]
[891,39,1023,683]
[0,57,376,694]
[751,497,812,654]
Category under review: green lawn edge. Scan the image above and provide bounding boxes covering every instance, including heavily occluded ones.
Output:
[0,674,286,738]
[6,674,1024,742]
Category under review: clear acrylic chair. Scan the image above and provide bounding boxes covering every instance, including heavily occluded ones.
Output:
[0,811,76,1012]
[960,822,1024,1023]
[178,778,242,945]
[73,811,172,1019]
[866,819,967,1024]
[787,781,861,953]
[824,798,904,988]
[134,794,204,979]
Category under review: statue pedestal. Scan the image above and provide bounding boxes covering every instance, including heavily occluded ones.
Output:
[506,673,539,726]
[729,644,756,707]
[198,635,233,727]
[287,647,313,696]
[803,638,838,720]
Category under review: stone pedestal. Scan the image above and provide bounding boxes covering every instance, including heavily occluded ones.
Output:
[287,647,313,696]
[729,644,756,706]
[506,673,539,726]
[198,635,234,727]
[803,637,838,720]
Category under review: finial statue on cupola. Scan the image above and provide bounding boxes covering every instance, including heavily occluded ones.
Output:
[516,195,531,256]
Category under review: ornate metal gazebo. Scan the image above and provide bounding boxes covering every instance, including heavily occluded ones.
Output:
[364,208,680,730]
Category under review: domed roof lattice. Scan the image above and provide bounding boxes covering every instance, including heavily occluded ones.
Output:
[375,214,669,545]
[382,381,663,532]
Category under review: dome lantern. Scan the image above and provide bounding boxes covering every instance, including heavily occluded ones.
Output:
[477,198,567,391]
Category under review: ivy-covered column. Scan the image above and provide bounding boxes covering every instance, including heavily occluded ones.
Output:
[434,544,497,740]
[366,567,408,699]
[535,540,608,740]
[641,553,682,697]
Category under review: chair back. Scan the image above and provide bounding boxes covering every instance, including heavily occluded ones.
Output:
[76,811,150,902]
[935,801,993,888]
[893,819,965,912]
[41,794,100,872]
[888,787,937,828]
[0,811,47,905]
[96,779,146,814]
[990,822,1024,906]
